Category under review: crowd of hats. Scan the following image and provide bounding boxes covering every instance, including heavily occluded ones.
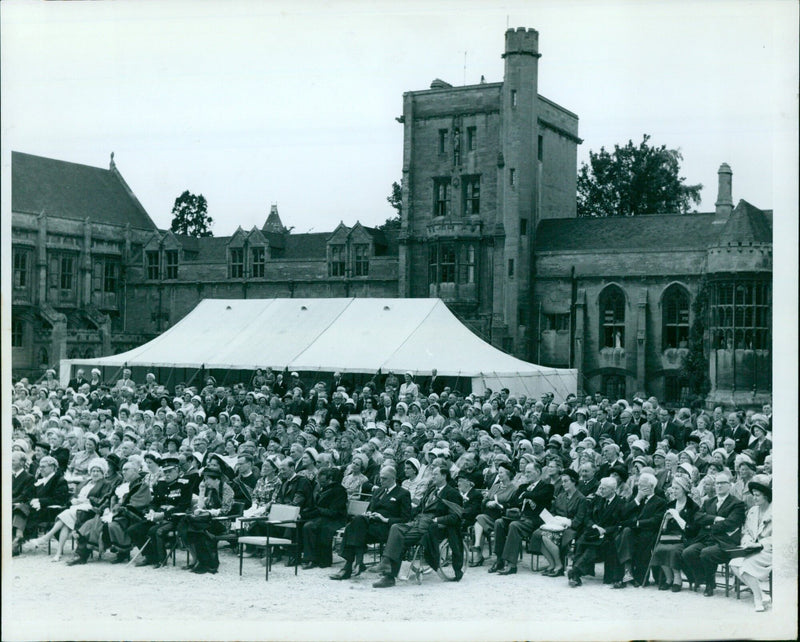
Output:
[10,369,772,515]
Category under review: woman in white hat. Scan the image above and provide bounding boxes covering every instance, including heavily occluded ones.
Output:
[67,432,100,480]
[342,452,370,500]
[33,388,53,414]
[297,447,319,481]
[747,419,772,466]
[729,474,773,611]
[650,475,700,591]
[398,372,419,400]
[89,368,102,391]
[28,457,112,561]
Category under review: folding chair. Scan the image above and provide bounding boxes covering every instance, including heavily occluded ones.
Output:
[236,504,302,580]
[735,569,772,600]
[406,523,464,584]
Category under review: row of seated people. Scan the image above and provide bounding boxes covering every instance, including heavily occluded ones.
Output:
[458,460,772,612]
[11,440,772,609]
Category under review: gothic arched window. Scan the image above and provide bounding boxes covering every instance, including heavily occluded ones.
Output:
[662,285,690,349]
[599,285,626,348]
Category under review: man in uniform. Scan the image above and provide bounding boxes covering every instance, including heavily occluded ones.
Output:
[130,455,193,567]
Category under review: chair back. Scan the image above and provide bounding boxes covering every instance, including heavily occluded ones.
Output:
[348,499,369,517]
[268,503,301,523]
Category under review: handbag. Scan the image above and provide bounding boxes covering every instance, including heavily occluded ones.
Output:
[186,513,214,533]
[504,508,521,520]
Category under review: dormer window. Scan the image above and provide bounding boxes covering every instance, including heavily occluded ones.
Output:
[329,246,345,277]
[251,246,265,278]
[146,251,160,280]
[229,248,244,278]
[164,250,178,279]
[353,244,369,276]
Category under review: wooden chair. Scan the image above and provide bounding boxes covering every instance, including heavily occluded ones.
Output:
[735,569,772,600]
[405,522,464,584]
[236,504,302,580]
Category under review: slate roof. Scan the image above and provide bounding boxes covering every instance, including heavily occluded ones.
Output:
[169,227,399,263]
[283,233,330,259]
[12,151,158,230]
[533,203,773,253]
[716,200,772,244]
[262,206,285,234]
[179,236,230,263]
[534,213,720,252]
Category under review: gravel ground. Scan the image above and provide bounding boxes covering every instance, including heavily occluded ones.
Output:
[2,544,794,641]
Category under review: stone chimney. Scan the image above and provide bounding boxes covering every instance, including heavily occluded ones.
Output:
[715,162,733,219]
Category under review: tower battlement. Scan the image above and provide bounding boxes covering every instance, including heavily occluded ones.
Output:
[503,27,540,58]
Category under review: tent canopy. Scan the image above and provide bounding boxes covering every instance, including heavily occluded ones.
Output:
[61,298,577,398]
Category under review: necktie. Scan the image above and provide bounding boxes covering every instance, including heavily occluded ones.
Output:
[425,489,438,509]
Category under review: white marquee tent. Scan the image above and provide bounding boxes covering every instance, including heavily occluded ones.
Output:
[60,298,577,398]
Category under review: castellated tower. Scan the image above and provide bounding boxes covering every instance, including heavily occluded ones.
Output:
[497,28,542,353]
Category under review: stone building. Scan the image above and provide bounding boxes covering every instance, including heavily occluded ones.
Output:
[9,27,772,408]
[10,151,160,380]
[398,27,580,354]
[123,207,398,337]
[531,164,772,407]
[10,153,398,377]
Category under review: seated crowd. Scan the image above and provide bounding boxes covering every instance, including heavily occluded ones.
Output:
[10,366,774,609]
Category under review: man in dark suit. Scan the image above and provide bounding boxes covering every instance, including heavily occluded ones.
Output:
[221,393,245,424]
[589,407,616,444]
[489,461,554,573]
[613,472,667,587]
[205,387,228,419]
[270,457,316,566]
[457,473,483,529]
[681,471,745,595]
[728,412,752,454]
[613,410,639,455]
[577,462,600,499]
[329,371,349,395]
[11,451,36,550]
[14,455,69,550]
[330,465,412,580]
[598,443,625,480]
[12,451,35,504]
[638,410,662,454]
[374,393,394,424]
[275,457,315,518]
[373,463,462,587]
[661,408,686,452]
[569,476,626,586]
[424,369,446,396]
[68,368,89,391]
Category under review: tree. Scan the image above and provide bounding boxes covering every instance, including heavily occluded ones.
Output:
[170,191,213,237]
[577,134,702,217]
[378,181,402,231]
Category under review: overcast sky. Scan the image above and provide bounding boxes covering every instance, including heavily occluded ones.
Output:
[2,0,797,236]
